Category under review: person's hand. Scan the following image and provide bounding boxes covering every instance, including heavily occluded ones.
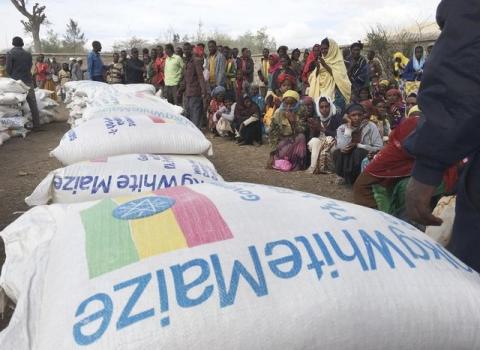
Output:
[341,143,354,154]
[406,178,443,226]
[367,151,376,160]
[346,117,352,128]
[286,111,296,123]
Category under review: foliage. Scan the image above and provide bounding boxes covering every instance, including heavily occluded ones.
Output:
[155,25,276,54]
[366,25,420,79]
[62,19,87,53]
[112,36,150,52]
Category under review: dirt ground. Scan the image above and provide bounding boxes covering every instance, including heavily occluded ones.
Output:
[0,108,352,331]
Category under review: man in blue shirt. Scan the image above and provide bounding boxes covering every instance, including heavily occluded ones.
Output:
[87,41,105,82]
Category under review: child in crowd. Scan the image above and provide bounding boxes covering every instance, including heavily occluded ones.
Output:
[263,91,279,135]
[208,86,226,134]
[215,96,236,137]
[58,63,71,101]
[250,85,265,114]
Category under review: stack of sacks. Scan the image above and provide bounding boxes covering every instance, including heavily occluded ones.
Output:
[63,81,181,126]
[3,182,480,349]
[35,89,61,124]
[0,78,31,145]
[26,84,216,205]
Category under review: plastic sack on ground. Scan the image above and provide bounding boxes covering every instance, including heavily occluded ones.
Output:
[0,92,27,105]
[2,182,480,350]
[26,154,223,205]
[0,78,30,94]
[50,115,212,165]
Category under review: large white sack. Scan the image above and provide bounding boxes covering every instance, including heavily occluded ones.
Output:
[51,115,212,165]
[0,78,30,93]
[26,154,223,205]
[82,100,183,120]
[0,105,22,117]
[0,131,10,145]
[37,97,59,110]
[0,116,27,129]
[0,92,27,105]
[2,182,480,350]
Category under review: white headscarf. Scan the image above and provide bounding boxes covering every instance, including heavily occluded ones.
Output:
[315,95,337,122]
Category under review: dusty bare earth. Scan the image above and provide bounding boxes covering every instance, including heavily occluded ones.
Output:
[0,108,352,331]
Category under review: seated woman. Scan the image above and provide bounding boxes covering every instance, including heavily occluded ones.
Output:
[393,51,409,81]
[353,107,457,225]
[233,94,262,146]
[333,103,383,185]
[370,98,391,142]
[307,96,343,174]
[385,88,405,129]
[271,56,298,94]
[208,86,226,134]
[307,38,351,114]
[215,96,236,137]
[268,90,307,171]
[402,46,425,96]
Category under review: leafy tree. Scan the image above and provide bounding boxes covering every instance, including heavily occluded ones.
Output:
[40,29,62,52]
[112,36,150,52]
[62,18,87,53]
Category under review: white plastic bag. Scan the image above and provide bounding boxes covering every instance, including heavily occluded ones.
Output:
[26,154,223,205]
[2,182,480,350]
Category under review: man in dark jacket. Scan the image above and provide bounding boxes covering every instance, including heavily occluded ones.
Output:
[240,48,254,83]
[178,42,208,128]
[405,0,480,271]
[5,36,40,128]
[125,48,145,84]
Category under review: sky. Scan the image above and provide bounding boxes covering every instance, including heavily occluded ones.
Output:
[0,0,441,51]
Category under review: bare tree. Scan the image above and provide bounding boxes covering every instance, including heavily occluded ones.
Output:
[10,0,47,52]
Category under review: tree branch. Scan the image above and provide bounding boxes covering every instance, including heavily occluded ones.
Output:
[10,0,32,18]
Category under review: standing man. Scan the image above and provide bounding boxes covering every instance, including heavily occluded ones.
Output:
[367,50,383,80]
[258,48,270,96]
[231,48,241,70]
[179,42,208,128]
[405,0,480,271]
[152,45,166,91]
[240,48,254,84]
[71,58,84,81]
[106,52,124,84]
[87,41,105,81]
[206,40,226,91]
[163,43,184,105]
[125,48,145,84]
[6,36,40,129]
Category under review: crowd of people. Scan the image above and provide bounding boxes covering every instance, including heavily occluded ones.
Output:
[2,36,445,225]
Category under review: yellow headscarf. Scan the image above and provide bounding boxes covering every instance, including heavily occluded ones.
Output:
[379,79,389,87]
[307,39,351,102]
[282,90,300,101]
[393,52,409,71]
[407,105,421,117]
